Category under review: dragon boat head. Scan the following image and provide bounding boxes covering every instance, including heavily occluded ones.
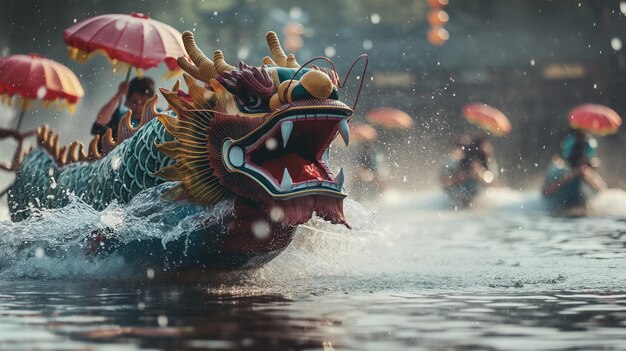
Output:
[156,31,364,230]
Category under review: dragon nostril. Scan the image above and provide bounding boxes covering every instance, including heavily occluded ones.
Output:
[299,70,334,99]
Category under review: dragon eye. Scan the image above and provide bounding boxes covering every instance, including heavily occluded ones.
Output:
[245,95,262,108]
[235,94,270,114]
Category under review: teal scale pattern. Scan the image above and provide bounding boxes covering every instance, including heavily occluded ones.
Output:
[8,119,175,222]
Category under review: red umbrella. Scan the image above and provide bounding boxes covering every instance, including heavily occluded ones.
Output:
[462,103,512,136]
[350,122,377,142]
[64,12,186,78]
[0,54,84,129]
[569,103,622,136]
[0,54,83,174]
[366,107,413,129]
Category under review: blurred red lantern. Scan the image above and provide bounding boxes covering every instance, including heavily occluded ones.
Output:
[284,35,303,52]
[427,0,449,9]
[283,22,304,36]
[427,10,449,26]
[427,26,449,46]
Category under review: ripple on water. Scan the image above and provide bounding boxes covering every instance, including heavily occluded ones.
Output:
[0,187,624,349]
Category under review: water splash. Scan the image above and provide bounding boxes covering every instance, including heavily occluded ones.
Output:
[0,183,233,279]
[0,184,625,294]
[223,186,626,295]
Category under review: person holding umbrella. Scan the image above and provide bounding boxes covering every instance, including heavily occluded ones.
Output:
[440,132,498,208]
[542,103,621,213]
[91,77,156,141]
[441,103,510,208]
[64,13,188,142]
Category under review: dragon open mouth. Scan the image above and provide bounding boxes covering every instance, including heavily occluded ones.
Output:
[223,100,352,199]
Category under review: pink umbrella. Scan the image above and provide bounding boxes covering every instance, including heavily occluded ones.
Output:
[462,103,512,136]
[64,12,187,78]
[569,103,622,136]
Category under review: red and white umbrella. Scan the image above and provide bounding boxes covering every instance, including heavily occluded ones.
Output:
[366,107,413,129]
[462,103,512,136]
[569,103,622,136]
[64,12,187,78]
[0,54,83,173]
[0,54,84,128]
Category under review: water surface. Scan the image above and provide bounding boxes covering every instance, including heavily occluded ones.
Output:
[0,187,625,350]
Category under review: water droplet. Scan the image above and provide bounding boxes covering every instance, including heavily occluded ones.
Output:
[324,46,336,58]
[237,46,250,60]
[252,219,270,239]
[269,207,284,222]
[289,7,302,19]
[530,59,536,66]
[362,39,373,50]
[611,37,622,51]
[114,19,127,31]
[265,137,277,151]
[111,156,121,171]
[36,86,47,99]
[34,247,44,258]
[371,13,381,24]
[146,268,155,280]
[157,315,168,327]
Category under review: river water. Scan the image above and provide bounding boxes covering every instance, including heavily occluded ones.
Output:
[0,187,625,350]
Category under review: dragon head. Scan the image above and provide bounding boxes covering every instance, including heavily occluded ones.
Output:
[156,31,360,228]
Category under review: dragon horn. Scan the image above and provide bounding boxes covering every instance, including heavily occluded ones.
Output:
[285,54,300,68]
[37,125,48,144]
[263,56,277,66]
[58,146,67,166]
[213,50,235,74]
[266,31,288,67]
[171,79,180,92]
[88,135,102,160]
[68,141,81,163]
[177,31,218,82]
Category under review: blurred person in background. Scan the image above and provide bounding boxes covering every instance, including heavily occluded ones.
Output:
[441,132,498,207]
[91,77,156,142]
[351,139,386,201]
[542,129,606,211]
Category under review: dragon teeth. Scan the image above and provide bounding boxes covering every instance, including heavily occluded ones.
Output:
[281,168,293,190]
[334,167,345,189]
[322,146,330,166]
[338,119,349,146]
[281,121,293,148]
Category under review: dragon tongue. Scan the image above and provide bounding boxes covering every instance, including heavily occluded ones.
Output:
[262,154,326,183]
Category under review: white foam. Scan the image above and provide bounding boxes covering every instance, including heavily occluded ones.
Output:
[0,184,625,294]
